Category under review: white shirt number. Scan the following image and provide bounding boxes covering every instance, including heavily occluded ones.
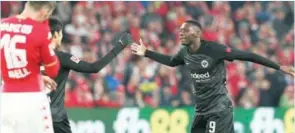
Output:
[1,34,27,69]
[209,121,216,133]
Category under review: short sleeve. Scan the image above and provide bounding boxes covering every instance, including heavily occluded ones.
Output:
[39,26,56,65]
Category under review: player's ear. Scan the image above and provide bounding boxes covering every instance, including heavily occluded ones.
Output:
[196,30,201,37]
[192,31,198,38]
[190,26,198,38]
[199,31,202,38]
[53,31,59,38]
[39,9,49,20]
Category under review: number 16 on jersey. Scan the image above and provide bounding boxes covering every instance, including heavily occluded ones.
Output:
[1,34,31,78]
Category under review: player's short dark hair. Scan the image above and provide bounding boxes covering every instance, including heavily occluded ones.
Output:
[27,1,56,11]
[185,20,202,30]
[49,16,63,35]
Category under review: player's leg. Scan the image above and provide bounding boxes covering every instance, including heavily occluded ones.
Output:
[39,92,55,133]
[1,92,47,133]
[21,92,54,133]
[0,93,16,133]
[53,119,72,133]
[15,100,38,133]
[190,114,206,133]
[204,107,234,133]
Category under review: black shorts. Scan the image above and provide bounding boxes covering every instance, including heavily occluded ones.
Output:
[190,106,234,133]
[53,119,72,133]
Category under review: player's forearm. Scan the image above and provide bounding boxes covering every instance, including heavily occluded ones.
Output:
[91,44,125,72]
[71,44,125,73]
[44,59,60,78]
[144,50,178,67]
[229,50,280,70]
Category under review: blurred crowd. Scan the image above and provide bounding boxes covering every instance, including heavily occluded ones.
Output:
[1,1,294,109]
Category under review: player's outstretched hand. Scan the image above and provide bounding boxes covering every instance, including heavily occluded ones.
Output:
[112,32,133,47]
[131,39,147,56]
[118,32,133,47]
[41,75,57,93]
[280,66,295,77]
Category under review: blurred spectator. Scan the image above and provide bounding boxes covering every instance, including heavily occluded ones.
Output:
[159,85,174,106]
[280,85,294,108]
[66,76,94,108]
[56,1,72,24]
[253,68,272,106]
[179,90,194,107]
[228,62,249,103]
[236,85,259,108]
[272,8,289,40]
[96,92,121,108]
[264,56,288,107]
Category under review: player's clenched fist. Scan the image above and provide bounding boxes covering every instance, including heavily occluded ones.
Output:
[131,39,147,56]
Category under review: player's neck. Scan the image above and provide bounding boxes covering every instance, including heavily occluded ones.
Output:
[188,39,201,53]
[18,9,39,21]
[53,43,60,50]
[55,45,63,51]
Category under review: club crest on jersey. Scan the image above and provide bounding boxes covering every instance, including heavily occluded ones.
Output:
[201,60,209,68]
[70,56,81,64]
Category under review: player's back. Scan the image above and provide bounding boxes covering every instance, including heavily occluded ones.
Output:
[1,16,52,92]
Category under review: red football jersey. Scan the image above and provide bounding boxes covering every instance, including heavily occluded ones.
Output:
[0,16,59,92]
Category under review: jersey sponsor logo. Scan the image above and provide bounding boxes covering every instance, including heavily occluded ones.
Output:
[191,72,210,79]
[70,56,81,64]
[201,60,209,68]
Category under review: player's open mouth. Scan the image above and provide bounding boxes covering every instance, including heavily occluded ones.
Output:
[180,38,186,41]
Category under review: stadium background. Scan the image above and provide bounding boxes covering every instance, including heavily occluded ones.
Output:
[1,1,294,133]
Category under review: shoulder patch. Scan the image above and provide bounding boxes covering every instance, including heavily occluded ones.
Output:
[70,56,81,64]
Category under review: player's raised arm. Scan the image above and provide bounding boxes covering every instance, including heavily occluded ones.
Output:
[217,44,294,77]
[131,39,185,67]
[41,30,60,78]
[59,32,132,73]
